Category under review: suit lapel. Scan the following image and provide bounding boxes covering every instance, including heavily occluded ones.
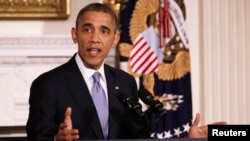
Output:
[104,65,121,139]
[65,57,104,139]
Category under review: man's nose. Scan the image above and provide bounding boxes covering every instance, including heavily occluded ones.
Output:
[90,31,100,43]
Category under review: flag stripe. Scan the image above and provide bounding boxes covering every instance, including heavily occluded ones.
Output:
[136,52,158,74]
[131,46,151,69]
[142,57,159,74]
[130,42,149,66]
[134,51,154,73]
[130,34,159,74]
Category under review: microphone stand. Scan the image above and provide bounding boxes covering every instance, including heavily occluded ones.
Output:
[133,111,151,139]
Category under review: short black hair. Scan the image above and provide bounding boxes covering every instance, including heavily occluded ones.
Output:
[75,3,118,32]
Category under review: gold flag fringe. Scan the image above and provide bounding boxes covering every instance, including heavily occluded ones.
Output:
[118,43,131,57]
[142,74,155,96]
[157,51,190,81]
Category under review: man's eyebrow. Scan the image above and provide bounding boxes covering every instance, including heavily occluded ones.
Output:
[100,25,111,32]
[82,23,92,28]
[79,23,113,33]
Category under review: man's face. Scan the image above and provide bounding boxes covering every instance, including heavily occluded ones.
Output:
[71,11,120,70]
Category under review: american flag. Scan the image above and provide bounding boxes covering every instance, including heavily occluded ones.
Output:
[129,26,163,75]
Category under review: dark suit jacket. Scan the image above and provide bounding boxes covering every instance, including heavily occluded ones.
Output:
[26,54,149,141]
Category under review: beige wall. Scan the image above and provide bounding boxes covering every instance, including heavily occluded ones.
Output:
[0,0,101,35]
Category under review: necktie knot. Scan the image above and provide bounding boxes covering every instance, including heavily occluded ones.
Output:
[93,72,101,83]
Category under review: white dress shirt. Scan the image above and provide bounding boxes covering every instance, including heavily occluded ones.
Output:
[75,53,108,103]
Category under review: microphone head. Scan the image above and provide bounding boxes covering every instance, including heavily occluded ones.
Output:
[138,88,167,116]
[117,91,145,117]
[138,88,157,105]
[117,91,130,103]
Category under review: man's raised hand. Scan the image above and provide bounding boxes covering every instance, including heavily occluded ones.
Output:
[56,107,79,141]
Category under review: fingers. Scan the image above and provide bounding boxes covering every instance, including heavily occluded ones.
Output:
[64,107,72,129]
[56,107,79,141]
[56,129,79,141]
[192,113,201,127]
[62,129,79,140]
[59,122,68,131]
[70,129,80,140]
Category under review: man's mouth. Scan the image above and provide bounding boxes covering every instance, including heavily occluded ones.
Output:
[88,48,101,56]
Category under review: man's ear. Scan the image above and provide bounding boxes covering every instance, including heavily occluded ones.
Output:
[112,32,120,48]
[71,28,77,44]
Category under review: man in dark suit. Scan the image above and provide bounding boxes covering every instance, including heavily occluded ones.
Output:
[26,2,225,141]
[26,3,149,141]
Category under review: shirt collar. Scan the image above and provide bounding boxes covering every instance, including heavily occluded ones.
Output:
[75,53,106,82]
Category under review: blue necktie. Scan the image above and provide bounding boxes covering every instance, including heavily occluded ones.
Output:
[92,72,109,139]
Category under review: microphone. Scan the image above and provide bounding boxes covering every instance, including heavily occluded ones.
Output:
[117,91,151,138]
[138,88,167,117]
[117,91,145,117]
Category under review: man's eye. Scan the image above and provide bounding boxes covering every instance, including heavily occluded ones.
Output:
[83,28,91,32]
[102,30,109,34]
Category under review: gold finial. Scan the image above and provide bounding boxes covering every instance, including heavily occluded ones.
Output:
[103,0,122,18]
